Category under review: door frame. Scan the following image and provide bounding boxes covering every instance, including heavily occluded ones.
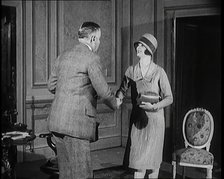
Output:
[2,0,25,162]
[164,6,220,151]
[2,0,25,125]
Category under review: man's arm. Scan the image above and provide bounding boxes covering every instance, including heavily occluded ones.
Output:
[88,58,118,110]
[48,56,60,94]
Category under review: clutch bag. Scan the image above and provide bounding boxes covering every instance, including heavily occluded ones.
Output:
[138,92,161,104]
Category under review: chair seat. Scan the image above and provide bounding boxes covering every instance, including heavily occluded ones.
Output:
[174,148,214,165]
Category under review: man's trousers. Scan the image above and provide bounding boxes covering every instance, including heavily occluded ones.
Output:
[52,132,93,179]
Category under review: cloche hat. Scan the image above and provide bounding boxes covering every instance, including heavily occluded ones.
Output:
[134,33,158,55]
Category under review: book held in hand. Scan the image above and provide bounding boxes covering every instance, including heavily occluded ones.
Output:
[138,92,161,104]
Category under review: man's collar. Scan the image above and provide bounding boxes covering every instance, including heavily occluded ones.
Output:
[78,39,92,51]
[85,43,92,51]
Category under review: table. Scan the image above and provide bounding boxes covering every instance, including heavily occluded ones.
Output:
[1,130,36,179]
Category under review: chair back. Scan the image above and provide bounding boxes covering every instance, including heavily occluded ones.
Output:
[182,108,214,151]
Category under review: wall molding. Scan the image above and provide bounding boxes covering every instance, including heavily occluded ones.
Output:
[31,1,48,87]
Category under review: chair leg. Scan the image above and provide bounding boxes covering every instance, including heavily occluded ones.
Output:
[206,168,212,179]
[172,161,176,179]
[182,166,186,179]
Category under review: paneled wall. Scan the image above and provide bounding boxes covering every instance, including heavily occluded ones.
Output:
[2,0,167,162]
[21,0,158,162]
[23,0,123,161]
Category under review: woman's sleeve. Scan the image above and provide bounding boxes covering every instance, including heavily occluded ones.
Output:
[158,68,173,107]
[116,66,132,99]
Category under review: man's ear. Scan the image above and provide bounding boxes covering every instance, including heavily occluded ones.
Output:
[91,36,96,42]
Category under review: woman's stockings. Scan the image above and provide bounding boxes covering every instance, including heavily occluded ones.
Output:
[134,168,159,178]
[134,169,146,178]
[148,168,159,178]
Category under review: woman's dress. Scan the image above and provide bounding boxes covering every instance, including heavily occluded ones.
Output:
[117,61,172,170]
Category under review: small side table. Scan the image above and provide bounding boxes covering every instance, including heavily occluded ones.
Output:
[1,130,36,179]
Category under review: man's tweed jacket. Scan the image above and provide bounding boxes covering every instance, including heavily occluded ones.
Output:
[47,43,117,141]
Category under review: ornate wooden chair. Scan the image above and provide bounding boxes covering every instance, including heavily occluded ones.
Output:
[172,108,214,179]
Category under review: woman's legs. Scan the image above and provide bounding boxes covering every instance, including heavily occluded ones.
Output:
[148,168,159,178]
[133,168,159,178]
[134,169,146,178]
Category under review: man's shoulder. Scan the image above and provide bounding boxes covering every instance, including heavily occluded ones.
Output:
[75,43,99,60]
[58,44,100,67]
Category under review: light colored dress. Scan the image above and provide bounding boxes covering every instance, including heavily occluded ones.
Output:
[117,61,173,170]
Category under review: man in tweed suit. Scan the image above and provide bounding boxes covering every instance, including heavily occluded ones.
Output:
[47,22,121,179]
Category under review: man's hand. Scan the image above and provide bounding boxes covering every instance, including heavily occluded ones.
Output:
[48,76,57,94]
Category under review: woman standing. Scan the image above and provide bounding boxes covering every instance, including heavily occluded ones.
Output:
[116,33,173,178]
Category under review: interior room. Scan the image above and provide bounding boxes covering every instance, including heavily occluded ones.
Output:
[1,0,221,178]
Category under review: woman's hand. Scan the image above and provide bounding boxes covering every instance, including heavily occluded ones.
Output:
[116,97,123,109]
[139,102,159,112]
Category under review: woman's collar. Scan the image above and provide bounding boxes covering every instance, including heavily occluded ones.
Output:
[133,61,157,81]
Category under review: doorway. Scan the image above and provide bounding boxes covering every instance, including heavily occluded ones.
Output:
[174,15,221,167]
[1,5,17,130]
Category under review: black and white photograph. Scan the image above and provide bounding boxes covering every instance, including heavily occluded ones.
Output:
[1,0,221,178]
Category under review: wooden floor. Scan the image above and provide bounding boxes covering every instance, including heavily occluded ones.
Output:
[15,147,125,179]
[14,147,221,179]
